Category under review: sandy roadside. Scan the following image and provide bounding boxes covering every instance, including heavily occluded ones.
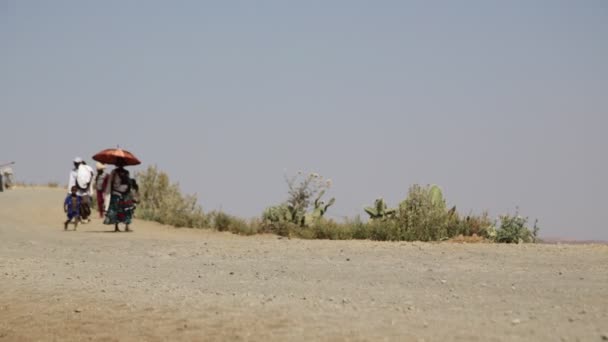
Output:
[1,188,607,341]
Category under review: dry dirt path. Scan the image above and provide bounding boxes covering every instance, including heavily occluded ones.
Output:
[1,188,607,341]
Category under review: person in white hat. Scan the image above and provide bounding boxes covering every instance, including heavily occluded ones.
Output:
[93,162,110,218]
[67,157,84,196]
[66,157,94,223]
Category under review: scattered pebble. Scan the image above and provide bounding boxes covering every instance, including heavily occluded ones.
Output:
[440,279,447,284]
[511,318,521,325]
[74,308,82,313]
[229,272,234,275]
[601,333,608,341]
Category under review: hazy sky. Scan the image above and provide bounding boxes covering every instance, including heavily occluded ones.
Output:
[2,1,607,240]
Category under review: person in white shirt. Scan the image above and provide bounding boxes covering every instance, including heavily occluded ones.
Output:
[67,157,94,223]
[67,157,83,195]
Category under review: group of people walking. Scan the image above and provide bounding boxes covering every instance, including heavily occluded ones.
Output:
[64,156,138,232]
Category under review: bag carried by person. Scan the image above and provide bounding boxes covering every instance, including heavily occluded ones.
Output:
[76,164,92,191]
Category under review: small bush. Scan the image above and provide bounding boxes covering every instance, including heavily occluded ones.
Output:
[284,172,332,224]
[347,216,371,240]
[395,184,451,241]
[262,220,301,237]
[209,211,260,235]
[367,219,403,241]
[210,211,232,232]
[447,211,495,239]
[495,213,539,243]
[262,204,293,224]
[136,166,209,228]
[310,219,355,240]
[262,171,334,227]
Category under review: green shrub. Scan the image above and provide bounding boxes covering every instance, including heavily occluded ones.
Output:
[347,216,371,240]
[262,204,293,224]
[136,166,208,228]
[395,184,451,241]
[495,213,539,243]
[366,219,403,241]
[357,185,504,242]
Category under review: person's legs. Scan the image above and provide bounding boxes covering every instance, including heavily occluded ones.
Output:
[80,195,91,222]
[104,195,118,225]
[97,192,105,218]
[87,195,92,222]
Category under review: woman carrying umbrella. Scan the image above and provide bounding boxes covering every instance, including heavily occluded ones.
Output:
[93,148,140,232]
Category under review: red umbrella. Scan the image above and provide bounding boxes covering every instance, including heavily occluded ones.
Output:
[92,148,141,166]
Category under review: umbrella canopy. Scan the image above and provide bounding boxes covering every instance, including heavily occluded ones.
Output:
[92,148,141,166]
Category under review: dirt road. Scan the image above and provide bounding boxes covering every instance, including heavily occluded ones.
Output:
[1,188,607,341]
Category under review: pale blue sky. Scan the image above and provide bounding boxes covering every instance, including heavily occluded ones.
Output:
[2,1,607,239]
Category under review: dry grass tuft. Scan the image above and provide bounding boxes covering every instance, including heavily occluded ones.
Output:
[448,234,490,243]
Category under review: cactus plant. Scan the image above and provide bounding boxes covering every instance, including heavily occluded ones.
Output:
[264,172,336,227]
[265,190,335,227]
[364,198,396,220]
[262,204,293,223]
[429,184,444,207]
[305,190,335,224]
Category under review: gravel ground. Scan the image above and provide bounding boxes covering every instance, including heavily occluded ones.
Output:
[1,188,607,341]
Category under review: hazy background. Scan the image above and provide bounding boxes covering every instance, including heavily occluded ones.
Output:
[2,0,607,240]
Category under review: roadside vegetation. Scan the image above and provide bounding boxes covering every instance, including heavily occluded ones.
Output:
[136,166,208,228]
[135,166,540,243]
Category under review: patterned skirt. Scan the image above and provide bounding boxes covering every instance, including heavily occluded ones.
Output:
[103,193,134,225]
